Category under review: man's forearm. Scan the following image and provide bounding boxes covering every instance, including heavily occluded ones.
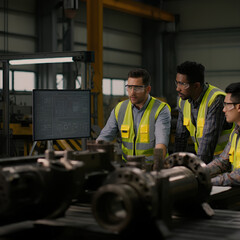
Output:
[155,143,167,159]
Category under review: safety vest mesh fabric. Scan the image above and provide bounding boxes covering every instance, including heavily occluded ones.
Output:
[178,84,232,155]
[115,97,169,162]
[229,130,240,170]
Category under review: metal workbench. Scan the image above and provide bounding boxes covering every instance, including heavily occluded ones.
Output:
[0,201,240,240]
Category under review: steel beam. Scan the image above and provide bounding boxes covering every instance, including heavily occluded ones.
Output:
[2,61,10,157]
[87,0,104,128]
[103,0,175,22]
[81,0,175,22]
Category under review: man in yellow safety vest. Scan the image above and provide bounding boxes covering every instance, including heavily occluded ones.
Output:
[207,82,240,186]
[174,61,233,163]
[97,68,171,163]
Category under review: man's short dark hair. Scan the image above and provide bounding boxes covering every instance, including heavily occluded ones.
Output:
[225,82,240,103]
[177,61,205,85]
[128,68,151,86]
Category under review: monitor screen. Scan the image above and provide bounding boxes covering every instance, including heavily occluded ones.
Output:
[33,89,91,141]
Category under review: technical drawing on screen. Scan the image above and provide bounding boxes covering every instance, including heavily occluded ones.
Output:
[33,89,91,141]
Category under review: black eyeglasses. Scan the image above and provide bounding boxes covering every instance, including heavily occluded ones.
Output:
[223,102,240,110]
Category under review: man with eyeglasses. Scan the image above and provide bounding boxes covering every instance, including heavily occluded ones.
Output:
[206,82,240,185]
[96,68,171,163]
[174,61,233,164]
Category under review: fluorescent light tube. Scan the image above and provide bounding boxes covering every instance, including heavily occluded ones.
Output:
[9,57,73,65]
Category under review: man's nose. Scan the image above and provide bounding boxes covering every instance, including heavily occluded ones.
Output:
[176,85,181,91]
[129,88,135,93]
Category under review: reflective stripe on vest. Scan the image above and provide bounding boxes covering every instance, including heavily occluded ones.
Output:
[229,130,240,170]
[115,97,170,162]
[178,84,232,155]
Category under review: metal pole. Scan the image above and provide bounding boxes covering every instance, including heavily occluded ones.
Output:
[81,62,86,90]
[80,62,87,151]
[2,61,10,156]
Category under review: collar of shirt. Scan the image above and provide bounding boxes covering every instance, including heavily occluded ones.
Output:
[234,124,240,135]
[132,94,151,112]
[188,83,208,108]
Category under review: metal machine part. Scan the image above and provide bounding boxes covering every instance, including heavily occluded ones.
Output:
[0,150,84,226]
[71,140,116,195]
[92,167,158,233]
[92,152,213,234]
[72,140,115,172]
[164,152,212,204]
[124,148,164,171]
[125,155,145,169]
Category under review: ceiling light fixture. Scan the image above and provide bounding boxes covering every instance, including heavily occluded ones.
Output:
[9,57,73,65]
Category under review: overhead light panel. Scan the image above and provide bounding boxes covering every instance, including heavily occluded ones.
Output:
[9,57,73,65]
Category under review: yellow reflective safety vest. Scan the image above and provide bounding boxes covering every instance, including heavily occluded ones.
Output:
[178,84,233,155]
[229,130,240,170]
[115,97,170,162]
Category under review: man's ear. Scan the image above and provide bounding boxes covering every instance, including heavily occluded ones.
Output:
[237,103,240,112]
[194,82,201,89]
[147,85,151,93]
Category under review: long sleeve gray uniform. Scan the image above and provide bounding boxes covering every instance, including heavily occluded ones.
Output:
[97,95,171,151]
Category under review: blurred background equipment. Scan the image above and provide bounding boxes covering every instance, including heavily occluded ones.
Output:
[0,51,94,158]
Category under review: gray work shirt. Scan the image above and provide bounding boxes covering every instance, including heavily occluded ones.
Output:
[174,83,232,163]
[97,95,171,147]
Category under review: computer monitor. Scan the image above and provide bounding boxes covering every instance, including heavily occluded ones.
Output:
[33,89,91,141]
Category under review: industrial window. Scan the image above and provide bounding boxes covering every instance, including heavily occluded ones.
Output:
[14,71,35,91]
[76,76,81,88]
[56,75,127,94]
[0,70,35,91]
[56,74,82,89]
[56,74,64,89]
[103,78,127,96]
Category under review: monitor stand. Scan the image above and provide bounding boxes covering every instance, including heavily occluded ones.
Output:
[29,140,53,156]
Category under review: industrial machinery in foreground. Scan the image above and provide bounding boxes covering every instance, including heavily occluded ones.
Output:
[0,150,85,226]
[70,140,116,199]
[0,140,116,226]
[0,140,216,239]
[91,152,214,236]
